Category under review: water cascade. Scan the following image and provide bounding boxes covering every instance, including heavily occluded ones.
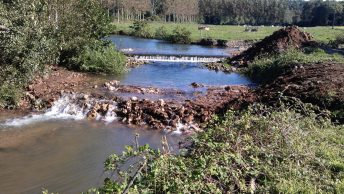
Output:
[1,94,117,127]
[131,54,226,63]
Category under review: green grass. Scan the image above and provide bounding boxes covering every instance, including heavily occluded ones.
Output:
[113,22,344,43]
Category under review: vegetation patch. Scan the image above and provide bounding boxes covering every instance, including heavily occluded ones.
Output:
[0,0,126,109]
[91,104,344,193]
[78,44,126,74]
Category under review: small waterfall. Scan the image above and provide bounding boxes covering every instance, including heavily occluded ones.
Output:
[132,55,225,63]
[1,94,117,127]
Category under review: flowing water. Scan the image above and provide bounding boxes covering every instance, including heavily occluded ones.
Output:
[0,35,252,193]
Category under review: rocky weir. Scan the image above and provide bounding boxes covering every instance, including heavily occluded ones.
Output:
[19,82,255,135]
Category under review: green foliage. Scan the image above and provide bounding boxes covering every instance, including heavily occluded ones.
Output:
[129,20,152,38]
[0,0,127,108]
[154,26,168,40]
[57,0,115,69]
[330,34,344,48]
[168,26,192,44]
[246,48,344,84]
[77,43,126,74]
[0,0,55,108]
[94,104,344,193]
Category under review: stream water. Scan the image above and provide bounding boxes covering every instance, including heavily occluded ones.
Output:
[0,35,253,194]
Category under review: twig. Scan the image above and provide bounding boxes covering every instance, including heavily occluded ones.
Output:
[122,158,147,194]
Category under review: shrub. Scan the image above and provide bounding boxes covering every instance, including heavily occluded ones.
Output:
[154,26,169,40]
[129,20,152,38]
[94,104,344,193]
[77,43,127,74]
[168,26,192,44]
[0,0,56,108]
[0,85,22,109]
[330,34,344,48]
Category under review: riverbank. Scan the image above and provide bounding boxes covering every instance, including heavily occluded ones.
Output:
[94,25,344,194]
[113,21,344,44]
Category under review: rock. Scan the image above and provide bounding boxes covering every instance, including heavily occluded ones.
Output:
[191,82,203,88]
[108,86,117,91]
[158,99,165,106]
[100,103,111,114]
[82,94,89,100]
[131,96,138,101]
[27,84,34,91]
[104,82,111,88]
[190,124,201,132]
[87,110,97,120]
[110,80,120,86]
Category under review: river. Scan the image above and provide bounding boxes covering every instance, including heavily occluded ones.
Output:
[0,35,252,194]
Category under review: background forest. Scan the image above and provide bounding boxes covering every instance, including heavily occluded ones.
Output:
[101,0,344,26]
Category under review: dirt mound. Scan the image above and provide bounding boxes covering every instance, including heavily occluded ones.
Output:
[230,26,313,64]
[258,63,344,122]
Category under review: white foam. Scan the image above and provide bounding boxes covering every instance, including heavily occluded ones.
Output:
[1,94,117,127]
[133,55,224,63]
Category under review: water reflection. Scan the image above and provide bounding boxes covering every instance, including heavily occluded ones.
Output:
[0,120,180,194]
[108,35,234,56]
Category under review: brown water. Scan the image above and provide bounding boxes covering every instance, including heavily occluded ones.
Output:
[0,114,180,194]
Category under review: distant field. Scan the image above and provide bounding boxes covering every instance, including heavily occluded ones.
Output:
[113,22,344,43]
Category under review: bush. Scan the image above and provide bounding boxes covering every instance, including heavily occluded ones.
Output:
[0,85,22,109]
[246,48,344,83]
[77,43,126,74]
[168,26,192,44]
[129,20,152,38]
[154,26,169,40]
[94,104,344,193]
[0,0,56,108]
[330,34,344,48]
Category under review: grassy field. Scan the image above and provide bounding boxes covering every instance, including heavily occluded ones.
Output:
[113,22,344,43]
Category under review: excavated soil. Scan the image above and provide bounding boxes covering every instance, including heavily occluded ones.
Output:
[21,66,96,110]
[257,63,344,121]
[230,26,313,64]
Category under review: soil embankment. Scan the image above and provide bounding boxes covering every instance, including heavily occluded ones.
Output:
[230,26,313,64]
[257,63,344,121]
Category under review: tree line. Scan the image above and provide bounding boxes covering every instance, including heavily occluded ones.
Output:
[101,0,344,26]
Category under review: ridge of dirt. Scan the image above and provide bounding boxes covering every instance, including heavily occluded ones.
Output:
[230,26,313,64]
[257,62,344,121]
